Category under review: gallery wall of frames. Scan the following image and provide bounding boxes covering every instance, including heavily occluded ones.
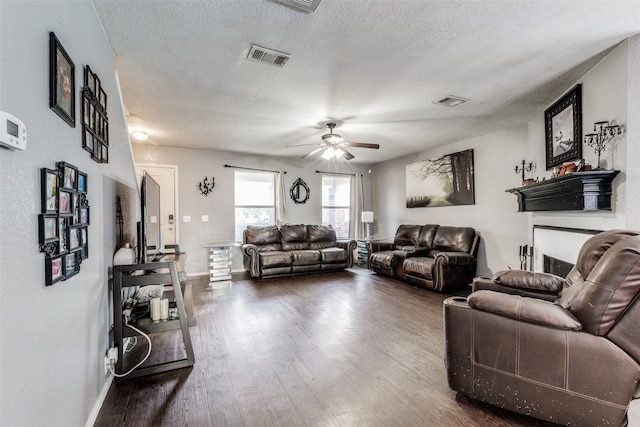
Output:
[39,162,90,286]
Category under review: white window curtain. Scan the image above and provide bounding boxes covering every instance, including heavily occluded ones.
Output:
[349,173,364,239]
[275,169,288,226]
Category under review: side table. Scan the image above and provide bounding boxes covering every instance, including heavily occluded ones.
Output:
[202,242,240,282]
[356,239,385,267]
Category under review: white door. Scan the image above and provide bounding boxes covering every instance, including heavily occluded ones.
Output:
[135,164,178,247]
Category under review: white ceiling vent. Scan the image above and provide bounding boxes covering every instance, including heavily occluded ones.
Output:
[433,95,469,107]
[247,44,290,67]
[273,0,321,13]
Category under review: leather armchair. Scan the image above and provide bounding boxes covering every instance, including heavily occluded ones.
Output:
[444,230,640,426]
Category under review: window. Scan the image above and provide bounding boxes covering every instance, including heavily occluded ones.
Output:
[234,171,275,241]
[321,175,351,239]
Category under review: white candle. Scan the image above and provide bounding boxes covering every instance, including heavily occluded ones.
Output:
[160,299,169,321]
[150,297,160,321]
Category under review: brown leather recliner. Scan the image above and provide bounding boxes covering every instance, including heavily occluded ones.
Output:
[444,230,640,426]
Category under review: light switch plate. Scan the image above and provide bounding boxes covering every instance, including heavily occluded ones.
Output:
[183,215,191,223]
[201,215,209,222]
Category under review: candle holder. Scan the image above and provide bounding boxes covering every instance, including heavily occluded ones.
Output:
[198,176,215,196]
[584,121,623,170]
[514,160,534,184]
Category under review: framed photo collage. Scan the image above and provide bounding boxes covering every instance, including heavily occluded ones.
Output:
[82,66,109,163]
[39,162,90,286]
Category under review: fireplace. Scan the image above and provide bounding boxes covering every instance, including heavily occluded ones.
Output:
[543,254,574,277]
[532,225,601,274]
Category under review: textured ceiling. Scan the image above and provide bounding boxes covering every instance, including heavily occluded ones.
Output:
[92,0,640,164]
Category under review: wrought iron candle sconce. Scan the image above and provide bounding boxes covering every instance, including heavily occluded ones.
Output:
[514,160,534,183]
[198,177,215,196]
[584,121,623,170]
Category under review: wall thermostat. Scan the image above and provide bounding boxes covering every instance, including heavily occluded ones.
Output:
[0,111,27,151]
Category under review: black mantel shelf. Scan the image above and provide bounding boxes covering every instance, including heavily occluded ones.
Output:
[506,170,620,212]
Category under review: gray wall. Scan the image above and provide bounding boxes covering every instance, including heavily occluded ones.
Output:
[371,39,638,276]
[132,145,373,274]
[0,2,137,426]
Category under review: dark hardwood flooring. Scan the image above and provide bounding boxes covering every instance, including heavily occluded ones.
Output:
[95,269,563,427]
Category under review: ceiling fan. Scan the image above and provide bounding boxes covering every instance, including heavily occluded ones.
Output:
[287,123,380,160]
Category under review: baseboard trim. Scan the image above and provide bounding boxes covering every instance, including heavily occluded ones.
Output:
[85,374,113,427]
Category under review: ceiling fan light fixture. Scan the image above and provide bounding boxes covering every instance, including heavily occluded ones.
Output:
[322,146,336,159]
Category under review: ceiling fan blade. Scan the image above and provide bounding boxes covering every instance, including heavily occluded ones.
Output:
[340,148,355,160]
[286,143,323,148]
[344,142,380,149]
[301,146,325,159]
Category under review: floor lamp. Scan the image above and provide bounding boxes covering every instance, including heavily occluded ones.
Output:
[361,211,374,240]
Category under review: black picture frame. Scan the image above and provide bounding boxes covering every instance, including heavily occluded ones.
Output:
[80,226,89,260]
[45,255,64,286]
[84,65,96,97]
[80,206,90,225]
[58,217,68,255]
[68,225,82,251]
[58,161,78,190]
[39,214,59,244]
[99,87,107,112]
[100,142,109,163]
[58,190,73,216]
[63,252,79,279]
[82,126,94,154]
[78,171,87,193]
[41,168,59,214]
[545,84,582,169]
[49,32,75,127]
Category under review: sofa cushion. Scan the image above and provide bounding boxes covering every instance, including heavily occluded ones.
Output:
[417,224,439,249]
[370,251,393,269]
[403,257,435,280]
[244,225,282,251]
[290,249,321,265]
[307,225,336,249]
[259,251,292,268]
[393,225,422,248]
[319,247,347,264]
[432,226,476,253]
[281,224,310,250]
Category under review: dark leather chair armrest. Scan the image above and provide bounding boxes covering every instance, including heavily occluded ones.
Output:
[336,239,357,267]
[434,251,475,265]
[367,241,393,253]
[491,270,564,293]
[403,246,430,257]
[468,290,582,330]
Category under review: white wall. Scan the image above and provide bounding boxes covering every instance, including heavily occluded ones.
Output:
[626,35,640,230]
[0,2,137,426]
[132,144,372,274]
[371,126,530,277]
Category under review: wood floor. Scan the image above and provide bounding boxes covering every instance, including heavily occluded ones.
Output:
[95,269,562,427]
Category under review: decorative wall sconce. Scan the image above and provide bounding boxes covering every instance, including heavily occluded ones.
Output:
[514,160,534,184]
[198,177,215,196]
[584,120,623,170]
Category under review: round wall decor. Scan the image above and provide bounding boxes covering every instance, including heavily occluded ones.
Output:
[290,178,310,204]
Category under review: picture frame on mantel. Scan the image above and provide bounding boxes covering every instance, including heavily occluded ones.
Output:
[545,84,582,169]
[49,32,75,127]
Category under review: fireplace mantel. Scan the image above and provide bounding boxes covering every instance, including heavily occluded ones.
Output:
[506,170,619,212]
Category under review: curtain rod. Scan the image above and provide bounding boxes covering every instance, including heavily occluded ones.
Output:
[315,170,362,176]
[224,164,286,174]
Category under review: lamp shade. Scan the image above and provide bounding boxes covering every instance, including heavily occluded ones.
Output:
[361,211,374,223]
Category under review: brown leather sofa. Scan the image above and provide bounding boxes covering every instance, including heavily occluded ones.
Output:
[367,224,479,292]
[444,229,640,426]
[241,224,356,279]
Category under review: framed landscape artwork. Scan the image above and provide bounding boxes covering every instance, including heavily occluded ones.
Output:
[406,149,475,208]
[545,84,582,169]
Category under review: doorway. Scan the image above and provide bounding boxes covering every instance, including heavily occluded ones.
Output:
[135,164,179,247]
